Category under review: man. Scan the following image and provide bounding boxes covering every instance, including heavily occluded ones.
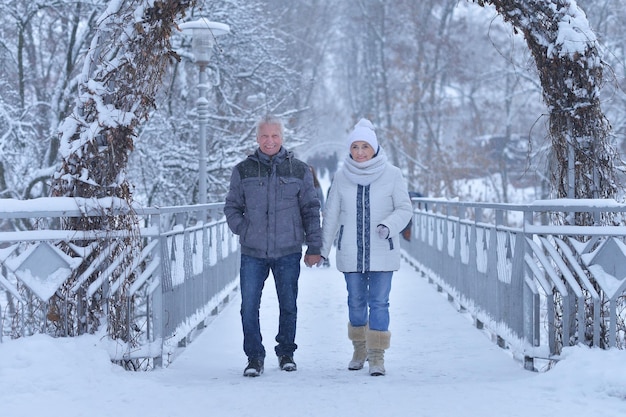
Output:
[224,115,322,377]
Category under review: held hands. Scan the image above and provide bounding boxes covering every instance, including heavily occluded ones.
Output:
[304,254,322,268]
[377,224,390,239]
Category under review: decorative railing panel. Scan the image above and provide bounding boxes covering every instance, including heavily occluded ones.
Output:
[402,198,626,371]
[0,198,239,369]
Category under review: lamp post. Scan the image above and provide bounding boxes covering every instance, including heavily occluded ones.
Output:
[180,18,230,205]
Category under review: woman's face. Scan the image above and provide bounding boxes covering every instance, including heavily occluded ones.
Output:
[349,141,376,162]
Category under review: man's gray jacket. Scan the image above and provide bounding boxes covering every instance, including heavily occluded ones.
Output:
[224,147,322,259]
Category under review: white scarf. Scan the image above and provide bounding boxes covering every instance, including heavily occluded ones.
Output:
[342,146,388,186]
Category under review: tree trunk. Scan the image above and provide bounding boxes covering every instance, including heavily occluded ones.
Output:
[50,0,195,355]
[473,0,621,220]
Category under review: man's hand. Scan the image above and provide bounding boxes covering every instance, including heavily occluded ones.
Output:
[304,254,322,267]
[377,224,390,239]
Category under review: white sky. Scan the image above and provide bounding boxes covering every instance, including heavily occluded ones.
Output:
[1,245,625,417]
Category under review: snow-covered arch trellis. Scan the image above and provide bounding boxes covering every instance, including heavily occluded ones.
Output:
[472,0,626,351]
[471,0,621,217]
[48,0,197,358]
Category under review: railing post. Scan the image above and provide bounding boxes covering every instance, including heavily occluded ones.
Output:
[152,210,164,368]
[489,210,501,327]
[521,210,539,369]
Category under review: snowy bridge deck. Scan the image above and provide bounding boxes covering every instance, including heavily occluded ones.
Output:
[4,248,625,417]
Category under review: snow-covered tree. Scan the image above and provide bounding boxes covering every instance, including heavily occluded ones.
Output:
[0,0,103,202]
[46,1,195,366]
[330,1,549,200]
[52,0,194,203]
[472,0,622,208]
[128,0,319,206]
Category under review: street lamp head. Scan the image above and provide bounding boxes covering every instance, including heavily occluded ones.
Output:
[180,18,230,64]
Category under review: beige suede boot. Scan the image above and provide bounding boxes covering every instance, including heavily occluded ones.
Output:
[366,329,391,376]
[348,323,368,370]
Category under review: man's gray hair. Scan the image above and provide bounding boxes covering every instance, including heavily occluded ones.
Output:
[255,114,284,138]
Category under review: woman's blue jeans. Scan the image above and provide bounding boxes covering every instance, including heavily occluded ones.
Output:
[344,271,393,331]
[239,253,301,360]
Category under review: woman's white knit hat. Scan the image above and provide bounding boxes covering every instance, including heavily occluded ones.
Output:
[347,118,378,151]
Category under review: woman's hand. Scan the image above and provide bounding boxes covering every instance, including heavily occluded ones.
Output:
[377,224,390,239]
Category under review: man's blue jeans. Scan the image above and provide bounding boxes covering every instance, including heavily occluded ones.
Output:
[344,271,393,331]
[240,253,301,360]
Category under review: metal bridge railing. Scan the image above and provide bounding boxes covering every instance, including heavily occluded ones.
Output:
[401,198,626,371]
[5,196,626,371]
[0,198,240,369]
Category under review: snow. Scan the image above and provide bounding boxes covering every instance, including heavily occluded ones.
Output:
[551,3,596,58]
[1,177,625,415]
[4,242,80,302]
[0,197,137,216]
[1,248,625,417]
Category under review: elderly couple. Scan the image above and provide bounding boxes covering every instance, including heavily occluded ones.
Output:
[224,115,413,378]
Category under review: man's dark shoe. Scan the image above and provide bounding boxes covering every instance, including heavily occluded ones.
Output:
[243,358,264,377]
[278,355,297,372]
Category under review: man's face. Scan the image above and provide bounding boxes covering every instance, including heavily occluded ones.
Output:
[257,123,283,156]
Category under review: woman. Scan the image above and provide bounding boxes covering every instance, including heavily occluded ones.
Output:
[320,118,412,376]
